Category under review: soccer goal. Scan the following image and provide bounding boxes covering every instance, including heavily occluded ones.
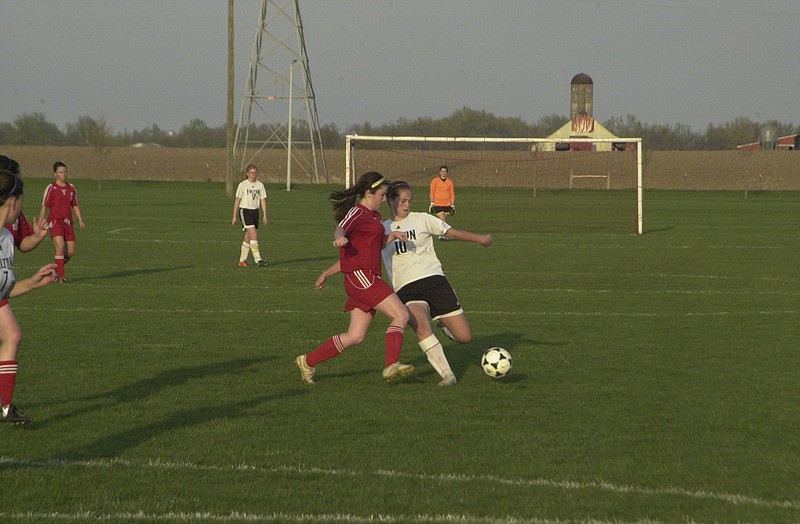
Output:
[345,135,644,234]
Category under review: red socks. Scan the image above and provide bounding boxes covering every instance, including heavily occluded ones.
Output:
[384,325,404,367]
[55,255,65,279]
[0,360,19,407]
[306,326,404,369]
[306,335,343,367]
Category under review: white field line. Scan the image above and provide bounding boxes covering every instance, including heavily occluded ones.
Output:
[11,305,799,317]
[1,456,798,514]
[44,280,800,298]
[0,510,652,524]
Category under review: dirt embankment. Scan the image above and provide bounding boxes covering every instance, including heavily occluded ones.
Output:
[3,146,799,190]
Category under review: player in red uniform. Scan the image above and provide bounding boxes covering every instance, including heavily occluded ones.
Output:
[295,171,415,384]
[0,169,59,424]
[0,155,50,252]
[40,161,85,282]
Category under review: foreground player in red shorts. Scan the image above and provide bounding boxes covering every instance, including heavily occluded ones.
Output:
[40,161,85,283]
[296,171,415,384]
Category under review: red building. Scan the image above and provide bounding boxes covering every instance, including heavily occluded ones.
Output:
[737,134,799,150]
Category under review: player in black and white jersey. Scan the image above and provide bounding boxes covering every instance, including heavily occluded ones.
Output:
[381,181,492,386]
[231,164,269,267]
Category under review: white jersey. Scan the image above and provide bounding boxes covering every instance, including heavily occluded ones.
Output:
[235,179,267,210]
[381,211,451,291]
[0,229,17,299]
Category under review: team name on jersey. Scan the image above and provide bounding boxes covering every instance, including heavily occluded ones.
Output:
[0,256,12,269]
[391,228,417,254]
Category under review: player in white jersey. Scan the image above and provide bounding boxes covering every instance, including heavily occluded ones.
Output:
[0,169,58,424]
[381,181,492,386]
[231,164,269,267]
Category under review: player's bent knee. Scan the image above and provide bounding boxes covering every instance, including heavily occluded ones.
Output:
[455,331,473,344]
[3,327,23,349]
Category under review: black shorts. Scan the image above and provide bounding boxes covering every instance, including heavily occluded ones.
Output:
[239,208,260,230]
[396,275,463,320]
[431,205,454,215]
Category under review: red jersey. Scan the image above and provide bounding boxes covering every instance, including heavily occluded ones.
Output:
[42,181,80,220]
[5,213,34,248]
[338,204,385,275]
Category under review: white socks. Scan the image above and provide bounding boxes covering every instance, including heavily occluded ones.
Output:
[249,240,263,262]
[419,334,452,378]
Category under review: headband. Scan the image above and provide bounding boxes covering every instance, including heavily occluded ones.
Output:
[9,174,19,196]
[370,177,386,188]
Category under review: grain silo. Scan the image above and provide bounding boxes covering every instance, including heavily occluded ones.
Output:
[570,73,593,119]
[760,128,776,150]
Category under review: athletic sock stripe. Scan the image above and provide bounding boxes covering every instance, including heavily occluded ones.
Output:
[0,365,19,373]
[332,335,344,353]
[386,326,404,335]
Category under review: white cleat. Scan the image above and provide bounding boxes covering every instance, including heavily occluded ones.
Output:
[382,362,415,381]
[295,355,315,384]
[438,373,457,387]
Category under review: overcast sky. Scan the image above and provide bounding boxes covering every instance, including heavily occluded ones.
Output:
[2,0,798,134]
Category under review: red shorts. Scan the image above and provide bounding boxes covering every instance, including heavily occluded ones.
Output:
[0,298,7,308]
[343,270,394,315]
[49,217,76,241]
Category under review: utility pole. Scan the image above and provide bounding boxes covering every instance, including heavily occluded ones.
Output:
[226,0,235,196]
[233,0,327,186]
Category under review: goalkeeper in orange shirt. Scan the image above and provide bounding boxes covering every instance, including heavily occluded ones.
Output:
[429,165,455,240]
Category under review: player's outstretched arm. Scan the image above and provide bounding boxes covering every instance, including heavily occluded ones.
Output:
[9,264,57,298]
[333,226,348,247]
[316,260,341,289]
[385,230,408,245]
[19,217,51,253]
[443,228,492,247]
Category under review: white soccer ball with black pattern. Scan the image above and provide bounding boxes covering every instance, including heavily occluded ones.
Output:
[481,347,512,378]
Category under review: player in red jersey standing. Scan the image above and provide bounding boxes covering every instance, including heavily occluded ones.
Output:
[39,161,85,283]
[296,171,415,384]
[0,155,50,252]
[0,169,59,424]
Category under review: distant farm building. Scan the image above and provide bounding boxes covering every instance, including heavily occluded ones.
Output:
[736,133,799,151]
[537,73,631,152]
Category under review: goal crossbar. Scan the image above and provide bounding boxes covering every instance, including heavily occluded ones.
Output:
[345,135,643,234]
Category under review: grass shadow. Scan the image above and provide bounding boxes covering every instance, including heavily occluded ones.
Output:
[30,356,275,429]
[48,389,307,460]
[74,265,194,282]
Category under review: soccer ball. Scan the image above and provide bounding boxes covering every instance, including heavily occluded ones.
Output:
[481,347,512,378]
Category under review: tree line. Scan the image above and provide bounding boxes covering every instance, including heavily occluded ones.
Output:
[1,108,797,151]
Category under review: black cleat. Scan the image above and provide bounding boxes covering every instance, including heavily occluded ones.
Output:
[1,404,31,425]
[257,260,269,267]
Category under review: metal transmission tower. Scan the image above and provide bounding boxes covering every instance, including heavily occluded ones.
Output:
[234,0,327,188]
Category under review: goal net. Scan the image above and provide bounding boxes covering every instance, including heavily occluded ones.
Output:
[345,135,643,234]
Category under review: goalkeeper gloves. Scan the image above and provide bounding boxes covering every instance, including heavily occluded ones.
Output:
[449,204,455,216]
[429,202,435,214]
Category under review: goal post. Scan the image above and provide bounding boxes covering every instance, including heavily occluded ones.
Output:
[569,170,611,190]
[345,135,644,234]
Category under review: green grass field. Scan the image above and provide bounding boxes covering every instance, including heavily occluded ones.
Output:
[2,180,798,523]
